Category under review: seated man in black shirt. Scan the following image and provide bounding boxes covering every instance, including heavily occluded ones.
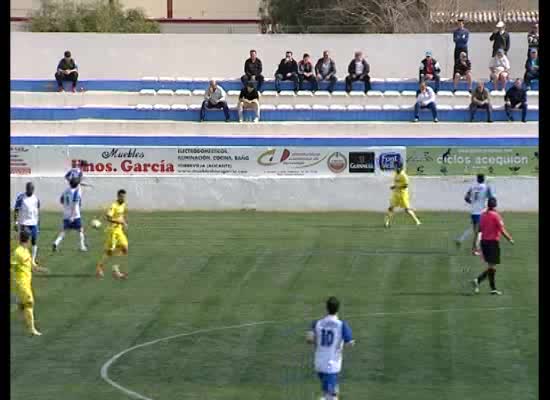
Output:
[504,78,528,123]
[275,51,299,93]
[55,51,79,92]
[241,50,264,92]
[238,82,260,123]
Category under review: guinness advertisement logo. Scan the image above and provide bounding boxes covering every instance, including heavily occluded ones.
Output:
[349,152,375,173]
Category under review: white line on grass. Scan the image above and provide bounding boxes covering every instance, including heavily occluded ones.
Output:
[100,306,532,400]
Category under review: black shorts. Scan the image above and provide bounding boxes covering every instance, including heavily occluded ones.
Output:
[481,240,500,265]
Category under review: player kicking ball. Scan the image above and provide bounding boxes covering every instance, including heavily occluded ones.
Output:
[11,230,43,336]
[384,160,421,227]
[455,174,492,255]
[306,297,355,400]
[96,189,128,280]
[472,197,514,295]
[52,179,88,252]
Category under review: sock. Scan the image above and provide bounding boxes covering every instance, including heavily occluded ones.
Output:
[475,233,481,249]
[477,270,488,283]
[54,232,65,246]
[385,210,394,224]
[79,231,86,249]
[22,307,36,333]
[488,270,496,290]
[31,245,38,263]
[406,209,421,224]
[458,227,472,242]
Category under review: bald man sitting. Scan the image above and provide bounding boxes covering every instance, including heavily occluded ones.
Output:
[200,80,230,122]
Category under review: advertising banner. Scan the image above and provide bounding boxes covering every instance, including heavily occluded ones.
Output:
[406,147,539,176]
[10,146,406,177]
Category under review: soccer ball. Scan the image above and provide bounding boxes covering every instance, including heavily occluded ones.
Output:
[91,219,102,229]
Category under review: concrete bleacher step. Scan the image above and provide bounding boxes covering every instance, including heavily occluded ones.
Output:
[10,90,540,108]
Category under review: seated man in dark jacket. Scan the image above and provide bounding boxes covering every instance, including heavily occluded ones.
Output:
[315,50,337,93]
[55,50,79,92]
[275,51,299,93]
[241,50,264,92]
[524,49,539,89]
[298,53,318,92]
[504,78,528,123]
[469,82,493,123]
[345,51,371,93]
[419,51,441,93]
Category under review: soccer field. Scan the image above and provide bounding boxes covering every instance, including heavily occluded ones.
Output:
[11,211,538,400]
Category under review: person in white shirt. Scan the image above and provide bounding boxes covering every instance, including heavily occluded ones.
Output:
[52,179,88,252]
[200,80,230,122]
[413,81,438,122]
[489,49,511,91]
[13,182,41,265]
[456,174,493,255]
[306,297,355,400]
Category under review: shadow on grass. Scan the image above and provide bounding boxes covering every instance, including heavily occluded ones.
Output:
[394,292,473,297]
[34,274,92,279]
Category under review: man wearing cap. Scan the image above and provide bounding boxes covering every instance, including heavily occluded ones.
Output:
[55,51,79,93]
[489,49,511,91]
[471,197,514,296]
[524,49,539,90]
[419,51,441,93]
[490,21,510,57]
[453,19,469,63]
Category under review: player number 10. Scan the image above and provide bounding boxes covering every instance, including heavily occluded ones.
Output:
[321,329,334,346]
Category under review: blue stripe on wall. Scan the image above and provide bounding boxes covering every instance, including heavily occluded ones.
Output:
[10,136,539,147]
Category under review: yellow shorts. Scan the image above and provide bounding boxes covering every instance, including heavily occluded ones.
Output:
[390,192,410,209]
[104,229,128,252]
[15,283,34,307]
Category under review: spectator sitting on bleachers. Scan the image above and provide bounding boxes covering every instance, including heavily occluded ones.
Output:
[453,51,473,93]
[489,49,510,91]
[505,78,528,123]
[469,81,493,123]
[345,51,371,93]
[419,51,441,93]
[55,50,79,93]
[298,53,318,92]
[241,49,264,92]
[275,51,299,93]
[238,82,260,123]
[200,80,230,122]
[527,23,539,57]
[315,50,337,93]
[453,18,469,64]
[490,21,510,57]
[524,49,539,90]
[413,81,438,123]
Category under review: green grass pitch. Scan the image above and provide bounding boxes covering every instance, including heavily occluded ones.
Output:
[11,211,538,400]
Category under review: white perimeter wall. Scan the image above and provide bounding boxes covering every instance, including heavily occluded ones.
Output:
[11,32,530,80]
[10,176,538,212]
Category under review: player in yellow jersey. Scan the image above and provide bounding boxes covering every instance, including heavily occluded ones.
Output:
[11,230,42,336]
[384,160,421,227]
[96,189,128,280]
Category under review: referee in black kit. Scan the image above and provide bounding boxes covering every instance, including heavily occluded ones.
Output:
[472,197,514,295]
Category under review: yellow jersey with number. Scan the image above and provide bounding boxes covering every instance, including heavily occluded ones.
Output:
[106,201,127,233]
[393,170,409,194]
[11,245,32,287]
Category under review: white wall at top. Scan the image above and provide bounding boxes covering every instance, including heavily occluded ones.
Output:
[173,0,260,19]
[11,32,530,80]
[10,176,538,212]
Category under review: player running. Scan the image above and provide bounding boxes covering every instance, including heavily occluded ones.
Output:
[13,182,40,266]
[384,160,421,227]
[472,197,514,295]
[307,296,355,400]
[11,230,42,336]
[96,189,128,280]
[455,174,493,255]
[52,179,88,252]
